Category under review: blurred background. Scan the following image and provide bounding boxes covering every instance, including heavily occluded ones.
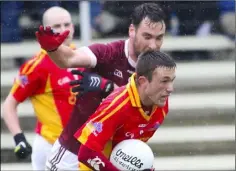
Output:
[1,1,235,170]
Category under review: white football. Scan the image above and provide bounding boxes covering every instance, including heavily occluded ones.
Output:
[110,139,154,171]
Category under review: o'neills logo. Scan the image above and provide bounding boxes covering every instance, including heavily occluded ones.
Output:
[115,149,143,169]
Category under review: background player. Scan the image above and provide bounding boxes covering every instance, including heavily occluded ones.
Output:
[75,50,176,171]
[1,6,98,170]
[36,3,167,170]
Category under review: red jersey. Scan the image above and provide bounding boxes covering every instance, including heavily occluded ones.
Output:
[74,73,168,157]
[59,40,136,153]
[11,46,78,144]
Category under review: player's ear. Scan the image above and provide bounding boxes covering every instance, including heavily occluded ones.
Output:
[137,76,148,87]
[129,24,135,38]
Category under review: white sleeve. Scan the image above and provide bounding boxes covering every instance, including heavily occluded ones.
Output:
[77,46,97,68]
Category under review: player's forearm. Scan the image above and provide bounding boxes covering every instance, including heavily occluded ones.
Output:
[48,45,93,69]
[78,144,120,171]
[47,44,76,68]
[2,99,22,136]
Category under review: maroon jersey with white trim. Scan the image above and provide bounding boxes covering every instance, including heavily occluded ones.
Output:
[59,40,136,154]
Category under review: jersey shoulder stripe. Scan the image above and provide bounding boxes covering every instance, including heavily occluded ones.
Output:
[21,50,46,75]
[91,88,128,122]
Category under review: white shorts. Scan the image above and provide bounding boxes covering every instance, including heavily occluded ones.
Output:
[31,134,53,170]
[45,139,78,171]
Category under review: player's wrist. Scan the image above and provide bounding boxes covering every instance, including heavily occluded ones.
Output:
[14,132,27,145]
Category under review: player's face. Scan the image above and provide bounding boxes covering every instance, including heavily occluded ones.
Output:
[129,17,166,57]
[145,67,176,107]
[45,12,74,46]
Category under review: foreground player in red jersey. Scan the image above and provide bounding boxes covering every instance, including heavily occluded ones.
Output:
[75,51,176,171]
[36,3,167,170]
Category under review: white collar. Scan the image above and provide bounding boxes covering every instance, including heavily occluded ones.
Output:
[124,39,136,68]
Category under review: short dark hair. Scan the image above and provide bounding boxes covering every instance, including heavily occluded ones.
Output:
[136,51,176,82]
[131,3,166,27]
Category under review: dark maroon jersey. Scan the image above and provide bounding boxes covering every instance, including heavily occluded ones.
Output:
[59,40,136,154]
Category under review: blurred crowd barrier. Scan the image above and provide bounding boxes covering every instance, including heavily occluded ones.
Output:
[1,1,235,41]
[1,1,235,68]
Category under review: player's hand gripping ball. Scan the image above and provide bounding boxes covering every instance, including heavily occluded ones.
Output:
[110,139,154,171]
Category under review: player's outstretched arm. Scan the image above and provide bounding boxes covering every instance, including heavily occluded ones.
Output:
[47,44,93,68]
[35,25,93,68]
[2,94,32,159]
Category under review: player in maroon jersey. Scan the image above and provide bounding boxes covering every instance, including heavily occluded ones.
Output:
[36,3,166,170]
